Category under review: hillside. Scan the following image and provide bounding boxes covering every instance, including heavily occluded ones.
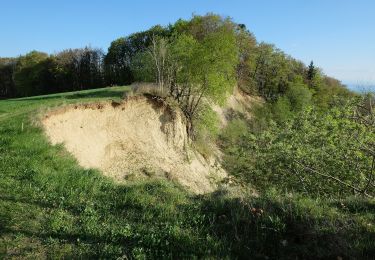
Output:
[1,13,374,259]
[0,86,373,259]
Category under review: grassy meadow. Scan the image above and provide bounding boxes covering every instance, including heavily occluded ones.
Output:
[0,87,374,259]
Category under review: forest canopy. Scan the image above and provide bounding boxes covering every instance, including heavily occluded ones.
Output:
[0,13,351,104]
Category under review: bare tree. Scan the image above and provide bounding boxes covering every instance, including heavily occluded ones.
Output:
[147,36,169,94]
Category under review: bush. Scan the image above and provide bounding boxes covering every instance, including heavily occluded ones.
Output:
[285,82,312,112]
[194,105,221,158]
[272,96,293,123]
[221,97,375,199]
[200,189,375,259]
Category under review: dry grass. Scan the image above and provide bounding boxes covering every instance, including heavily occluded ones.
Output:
[125,82,168,99]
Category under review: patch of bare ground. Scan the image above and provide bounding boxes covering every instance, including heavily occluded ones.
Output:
[42,95,226,194]
[211,87,263,127]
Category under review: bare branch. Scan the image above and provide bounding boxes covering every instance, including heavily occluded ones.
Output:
[293,160,373,198]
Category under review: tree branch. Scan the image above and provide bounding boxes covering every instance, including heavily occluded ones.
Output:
[293,160,373,198]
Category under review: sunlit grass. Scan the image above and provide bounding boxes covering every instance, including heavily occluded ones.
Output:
[0,86,374,258]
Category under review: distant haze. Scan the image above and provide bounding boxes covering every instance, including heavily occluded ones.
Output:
[346,84,375,93]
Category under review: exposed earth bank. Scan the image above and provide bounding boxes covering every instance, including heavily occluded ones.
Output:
[42,95,226,193]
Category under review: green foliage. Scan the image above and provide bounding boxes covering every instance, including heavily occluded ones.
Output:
[285,80,312,112]
[8,48,105,98]
[220,119,248,144]
[252,79,312,125]
[103,37,133,85]
[198,27,239,104]
[0,12,354,107]
[130,17,239,139]
[222,98,374,199]
[133,21,239,104]
[307,61,316,81]
[14,51,50,96]
[0,58,16,97]
[194,105,220,157]
[169,33,198,83]
[234,24,258,94]
[313,75,356,109]
[130,51,155,82]
[272,96,293,123]
[104,25,171,86]
[251,43,292,100]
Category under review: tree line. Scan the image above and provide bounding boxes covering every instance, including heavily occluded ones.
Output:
[1,14,351,104]
[124,14,353,137]
[0,48,104,98]
[0,24,167,98]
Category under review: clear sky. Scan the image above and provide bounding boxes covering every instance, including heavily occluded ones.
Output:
[1,0,374,86]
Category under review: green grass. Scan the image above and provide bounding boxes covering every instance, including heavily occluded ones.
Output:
[0,86,374,259]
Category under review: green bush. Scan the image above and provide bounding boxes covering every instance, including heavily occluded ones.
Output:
[221,97,374,199]
[272,96,293,123]
[285,82,312,112]
[193,105,221,158]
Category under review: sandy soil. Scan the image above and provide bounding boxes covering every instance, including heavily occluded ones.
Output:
[42,96,226,193]
[211,87,262,127]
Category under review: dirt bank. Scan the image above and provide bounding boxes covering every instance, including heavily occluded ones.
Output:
[42,96,226,193]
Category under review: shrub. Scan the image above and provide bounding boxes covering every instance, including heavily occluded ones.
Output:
[285,82,312,112]
[221,97,375,199]
[194,105,221,158]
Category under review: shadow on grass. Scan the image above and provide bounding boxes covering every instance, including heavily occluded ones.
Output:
[331,197,375,213]
[0,182,211,258]
[199,191,375,259]
[1,180,374,259]
[64,90,125,100]
[0,195,56,210]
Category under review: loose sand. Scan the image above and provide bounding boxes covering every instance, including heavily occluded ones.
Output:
[211,87,262,127]
[42,96,226,193]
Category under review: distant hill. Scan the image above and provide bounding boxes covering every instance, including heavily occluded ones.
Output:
[346,84,375,93]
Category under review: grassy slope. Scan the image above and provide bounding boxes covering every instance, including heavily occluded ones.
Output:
[0,87,374,259]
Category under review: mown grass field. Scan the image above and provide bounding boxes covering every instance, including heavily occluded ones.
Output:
[0,87,374,259]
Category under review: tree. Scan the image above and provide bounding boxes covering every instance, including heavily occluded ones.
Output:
[104,25,171,86]
[171,26,238,137]
[148,36,169,92]
[104,37,133,86]
[234,23,257,94]
[307,61,316,81]
[0,58,17,98]
[251,43,293,101]
[52,47,104,92]
[14,51,50,96]
[77,47,104,90]
[272,96,293,123]
[132,15,239,137]
[285,80,312,112]
[53,49,80,91]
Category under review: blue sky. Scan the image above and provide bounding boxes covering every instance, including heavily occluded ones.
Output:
[1,0,374,86]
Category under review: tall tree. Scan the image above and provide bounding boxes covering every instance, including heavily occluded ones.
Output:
[133,16,239,137]
[307,61,316,81]
[0,58,17,98]
[104,25,171,86]
[14,51,50,96]
[104,38,133,86]
[234,23,257,94]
